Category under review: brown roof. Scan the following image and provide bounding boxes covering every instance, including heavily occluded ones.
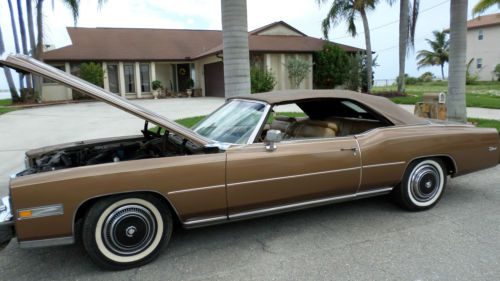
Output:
[467,13,500,30]
[229,90,428,126]
[42,22,364,61]
[249,21,307,36]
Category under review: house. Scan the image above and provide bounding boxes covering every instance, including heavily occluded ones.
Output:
[464,13,500,81]
[41,21,363,101]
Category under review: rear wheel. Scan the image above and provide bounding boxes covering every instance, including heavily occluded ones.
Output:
[82,194,172,270]
[394,158,447,211]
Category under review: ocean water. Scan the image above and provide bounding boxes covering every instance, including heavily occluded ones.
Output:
[0,91,10,100]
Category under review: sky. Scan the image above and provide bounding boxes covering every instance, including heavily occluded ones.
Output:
[1,0,499,91]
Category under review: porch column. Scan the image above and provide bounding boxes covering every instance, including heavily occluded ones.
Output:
[135,62,142,98]
[280,54,286,90]
[308,54,313,89]
[151,62,156,82]
[64,62,72,100]
[102,62,109,91]
[265,54,271,71]
[118,62,125,97]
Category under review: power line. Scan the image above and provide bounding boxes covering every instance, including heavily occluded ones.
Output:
[329,0,450,40]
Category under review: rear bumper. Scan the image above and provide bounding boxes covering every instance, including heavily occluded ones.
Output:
[0,196,14,247]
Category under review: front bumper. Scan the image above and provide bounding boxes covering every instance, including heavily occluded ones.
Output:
[0,196,14,246]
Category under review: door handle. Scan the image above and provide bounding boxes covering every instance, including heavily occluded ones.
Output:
[340,147,358,155]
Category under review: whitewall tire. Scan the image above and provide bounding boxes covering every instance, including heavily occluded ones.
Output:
[394,158,447,211]
[82,194,172,270]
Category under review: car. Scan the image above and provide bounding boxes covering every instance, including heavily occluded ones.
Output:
[0,54,499,270]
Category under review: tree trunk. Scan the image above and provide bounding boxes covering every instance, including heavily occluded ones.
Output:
[7,0,23,89]
[33,0,45,102]
[441,64,444,80]
[447,0,468,123]
[16,0,32,89]
[359,8,373,93]
[221,0,251,98]
[397,0,409,94]
[27,0,37,56]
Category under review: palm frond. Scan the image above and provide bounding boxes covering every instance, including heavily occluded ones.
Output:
[472,0,500,16]
[62,0,80,26]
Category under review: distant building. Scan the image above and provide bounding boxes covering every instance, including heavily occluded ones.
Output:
[464,13,500,81]
[41,21,363,102]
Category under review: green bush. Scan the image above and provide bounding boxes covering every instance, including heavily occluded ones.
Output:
[80,62,104,87]
[313,45,349,89]
[494,64,500,81]
[346,54,361,92]
[396,74,419,85]
[285,57,312,89]
[250,67,277,93]
[418,72,435,82]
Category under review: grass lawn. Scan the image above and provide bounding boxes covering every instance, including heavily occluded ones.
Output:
[174,113,500,132]
[0,99,14,115]
[372,81,500,109]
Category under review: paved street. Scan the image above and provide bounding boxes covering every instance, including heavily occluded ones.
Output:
[0,98,499,280]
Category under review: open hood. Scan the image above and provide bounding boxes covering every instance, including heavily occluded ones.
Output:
[0,54,210,146]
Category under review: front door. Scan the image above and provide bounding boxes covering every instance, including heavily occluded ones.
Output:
[225,137,361,216]
[177,64,190,92]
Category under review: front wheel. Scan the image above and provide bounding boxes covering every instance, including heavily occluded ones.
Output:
[394,158,447,211]
[82,194,172,270]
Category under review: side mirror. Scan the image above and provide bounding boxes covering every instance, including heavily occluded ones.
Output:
[265,130,282,152]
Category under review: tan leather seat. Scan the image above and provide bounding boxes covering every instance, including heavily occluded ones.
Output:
[326,117,380,136]
[289,119,338,138]
[270,116,297,138]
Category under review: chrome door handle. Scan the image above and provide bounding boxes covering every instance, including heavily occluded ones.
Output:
[340,147,358,155]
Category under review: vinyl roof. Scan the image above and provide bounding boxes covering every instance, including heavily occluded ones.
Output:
[230,90,428,126]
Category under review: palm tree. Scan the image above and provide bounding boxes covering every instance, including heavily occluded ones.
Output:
[220,0,251,98]
[447,0,468,123]
[17,0,32,89]
[472,0,500,16]
[416,31,449,79]
[318,0,376,92]
[7,0,23,90]
[394,0,419,93]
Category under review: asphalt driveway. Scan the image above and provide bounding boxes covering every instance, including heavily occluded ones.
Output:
[0,98,499,280]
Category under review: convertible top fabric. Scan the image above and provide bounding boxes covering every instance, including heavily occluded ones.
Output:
[230,90,428,126]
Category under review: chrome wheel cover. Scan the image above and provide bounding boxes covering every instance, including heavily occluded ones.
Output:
[409,163,441,203]
[102,204,157,256]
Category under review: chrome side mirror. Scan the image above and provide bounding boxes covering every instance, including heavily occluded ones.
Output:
[265,130,282,152]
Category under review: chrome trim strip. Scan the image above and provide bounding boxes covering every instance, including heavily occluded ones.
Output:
[227,167,360,187]
[362,161,406,169]
[167,184,226,195]
[182,215,228,228]
[17,204,63,220]
[229,187,393,221]
[18,236,74,248]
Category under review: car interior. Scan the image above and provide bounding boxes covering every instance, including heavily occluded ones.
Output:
[258,98,393,142]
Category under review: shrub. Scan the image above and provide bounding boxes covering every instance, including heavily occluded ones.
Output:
[396,74,419,85]
[345,54,361,92]
[418,72,435,82]
[285,57,312,89]
[250,67,277,93]
[494,64,500,81]
[313,44,349,89]
[80,62,104,87]
[152,80,163,91]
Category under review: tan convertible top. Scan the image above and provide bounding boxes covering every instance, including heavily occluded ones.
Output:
[230,90,428,126]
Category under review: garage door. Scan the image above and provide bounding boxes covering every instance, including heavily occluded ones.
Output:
[204,61,225,97]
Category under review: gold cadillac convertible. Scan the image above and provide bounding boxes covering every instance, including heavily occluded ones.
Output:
[0,55,499,270]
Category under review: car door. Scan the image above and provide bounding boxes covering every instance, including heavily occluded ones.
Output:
[225,136,361,218]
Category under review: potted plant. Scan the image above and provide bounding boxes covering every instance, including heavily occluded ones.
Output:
[186,78,195,97]
[151,80,163,99]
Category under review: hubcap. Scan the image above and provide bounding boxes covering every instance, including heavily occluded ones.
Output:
[102,204,157,256]
[409,164,441,203]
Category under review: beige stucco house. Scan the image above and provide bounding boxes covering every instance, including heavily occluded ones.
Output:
[41,21,362,101]
[465,13,500,81]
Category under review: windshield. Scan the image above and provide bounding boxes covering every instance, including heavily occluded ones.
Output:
[193,100,267,144]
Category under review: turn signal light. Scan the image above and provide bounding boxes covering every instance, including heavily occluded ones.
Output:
[18,210,33,218]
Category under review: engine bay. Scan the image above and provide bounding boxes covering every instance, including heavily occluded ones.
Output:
[17,127,211,177]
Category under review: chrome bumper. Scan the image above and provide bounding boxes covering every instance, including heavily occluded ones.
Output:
[0,196,14,247]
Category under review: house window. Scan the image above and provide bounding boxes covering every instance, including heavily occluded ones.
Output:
[43,64,65,83]
[139,63,151,92]
[476,58,483,69]
[124,64,135,93]
[107,63,119,93]
[478,30,483,40]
